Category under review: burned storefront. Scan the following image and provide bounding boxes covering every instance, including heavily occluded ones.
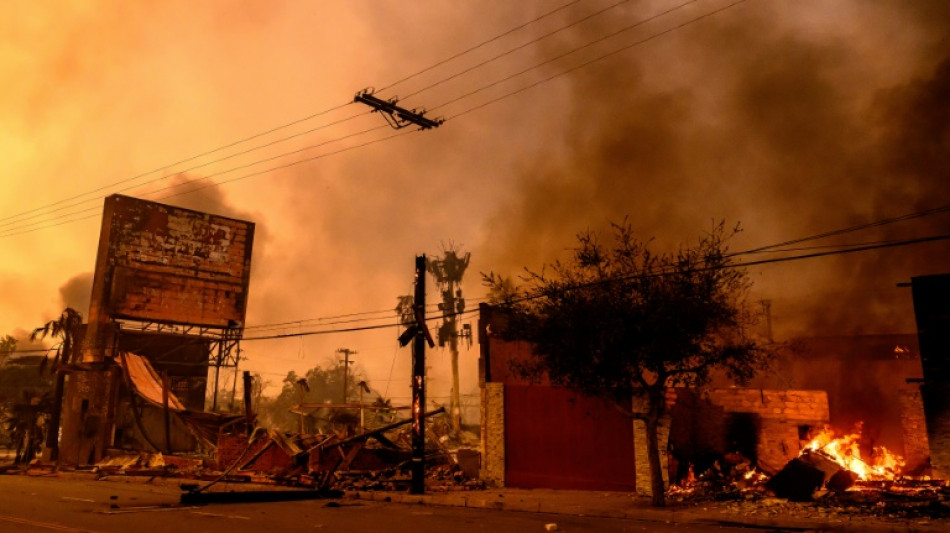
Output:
[910,273,950,481]
[53,194,254,465]
[477,302,938,497]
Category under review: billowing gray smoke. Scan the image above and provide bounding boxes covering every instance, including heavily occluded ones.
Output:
[477,1,950,339]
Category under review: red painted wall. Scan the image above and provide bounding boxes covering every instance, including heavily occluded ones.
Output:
[480,305,637,491]
[504,384,637,490]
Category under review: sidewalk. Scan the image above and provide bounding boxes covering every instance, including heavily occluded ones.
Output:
[347,487,949,533]
[6,464,946,532]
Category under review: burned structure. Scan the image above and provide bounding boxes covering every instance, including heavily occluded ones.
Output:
[910,273,950,481]
[477,303,935,494]
[55,194,254,464]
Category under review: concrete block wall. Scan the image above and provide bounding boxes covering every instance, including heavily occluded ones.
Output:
[480,382,505,487]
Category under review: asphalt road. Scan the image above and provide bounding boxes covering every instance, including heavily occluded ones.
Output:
[0,474,788,532]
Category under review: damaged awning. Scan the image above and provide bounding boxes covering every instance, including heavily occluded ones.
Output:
[117,351,245,447]
[117,351,187,411]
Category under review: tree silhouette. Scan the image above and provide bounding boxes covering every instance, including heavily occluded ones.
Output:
[485,221,766,507]
[30,307,83,461]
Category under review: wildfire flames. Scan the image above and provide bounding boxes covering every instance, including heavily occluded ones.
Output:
[802,423,905,480]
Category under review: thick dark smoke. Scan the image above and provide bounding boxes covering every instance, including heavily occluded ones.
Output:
[478,1,950,339]
[58,272,93,315]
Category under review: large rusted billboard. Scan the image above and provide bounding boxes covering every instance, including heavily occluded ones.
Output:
[89,194,255,329]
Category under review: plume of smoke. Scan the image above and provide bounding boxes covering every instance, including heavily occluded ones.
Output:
[476,0,950,339]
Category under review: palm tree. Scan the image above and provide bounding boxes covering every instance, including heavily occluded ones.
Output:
[30,308,83,462]
[426,247,470,440]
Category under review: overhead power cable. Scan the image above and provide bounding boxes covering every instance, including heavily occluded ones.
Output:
[442,0,747,119]
[379,0,583,92]
[0,109,365,233]
[0,125,412,239]
[399,0,642,101]
[735,204,950,255]
[10,231,945,355]
[243,302,444,334]
[486,233,950,309]
[4,2,587,236]
[220,231,950,344]
[0,101,352,228]
[1,0,725,238]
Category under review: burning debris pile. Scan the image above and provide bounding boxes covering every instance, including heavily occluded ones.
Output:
[669,424,950,520]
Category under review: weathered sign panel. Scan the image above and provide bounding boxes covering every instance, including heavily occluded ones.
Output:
[91,194,255,328]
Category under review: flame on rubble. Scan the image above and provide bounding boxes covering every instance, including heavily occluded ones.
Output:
[802,423,905,480]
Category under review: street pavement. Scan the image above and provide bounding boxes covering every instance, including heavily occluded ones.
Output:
[0,467,946,532]
[348,485,949,533]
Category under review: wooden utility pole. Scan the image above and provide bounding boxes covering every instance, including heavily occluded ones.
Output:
[353,89,444,130]
[242,371,254,436]
[337,348,357,404]
[411,255,429,494]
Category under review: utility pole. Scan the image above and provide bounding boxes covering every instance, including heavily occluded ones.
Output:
[354,89,444,130]
[337,348,357,404]
[411,255,433,494]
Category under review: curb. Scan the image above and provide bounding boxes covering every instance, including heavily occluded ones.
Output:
[345,491,948,533]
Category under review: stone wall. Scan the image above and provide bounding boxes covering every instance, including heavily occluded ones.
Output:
[633,417,670,497]
[480,382,505,486]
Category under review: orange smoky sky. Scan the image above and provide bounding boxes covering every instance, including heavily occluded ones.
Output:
[1,1,948,401]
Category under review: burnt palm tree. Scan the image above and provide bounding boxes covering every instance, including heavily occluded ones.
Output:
[30,307,83,461]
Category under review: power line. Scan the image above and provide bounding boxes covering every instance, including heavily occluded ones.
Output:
[379,0,584,93]
[0,0,724,238]
[243,302,444,334]
[398,0,642,101]
[3,2,590,235]
[484,232,950,311]
[0,126,417,238]
[442,0,747,119]
[0,101,352,228]
[0,119,389,238]
[735,204,950,255]
[0,109,366,233]
[10,232,944,355]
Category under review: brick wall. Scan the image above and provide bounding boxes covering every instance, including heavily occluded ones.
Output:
[707,389,828,472]
[668,388,829,476]
[480,382,505,486]
[703,389,830,422]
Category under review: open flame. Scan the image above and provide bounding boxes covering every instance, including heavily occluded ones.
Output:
[802,423,905,480]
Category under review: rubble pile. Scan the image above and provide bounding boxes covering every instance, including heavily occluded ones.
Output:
[668,456,950,520]
[1,408,485,494]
